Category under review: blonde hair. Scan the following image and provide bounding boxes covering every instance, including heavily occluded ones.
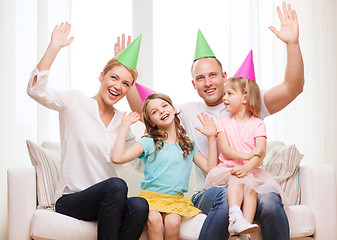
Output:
[226,77,261,117]
[102,58,138,85]
[141,93,194,159]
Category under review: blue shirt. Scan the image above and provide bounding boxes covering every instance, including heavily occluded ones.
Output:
[138,137,199,195]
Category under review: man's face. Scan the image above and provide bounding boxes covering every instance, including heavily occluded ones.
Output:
[191,57,227,106]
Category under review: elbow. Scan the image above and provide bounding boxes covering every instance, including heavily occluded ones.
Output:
[297,79,304,95]
[294,77,305,96]
[110,156,121,164]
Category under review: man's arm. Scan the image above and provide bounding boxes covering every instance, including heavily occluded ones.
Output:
[114,34,143,115]
[264,2,304,115]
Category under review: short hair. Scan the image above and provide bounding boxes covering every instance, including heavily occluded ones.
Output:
[102,58,138,85]
[190,57,223,77]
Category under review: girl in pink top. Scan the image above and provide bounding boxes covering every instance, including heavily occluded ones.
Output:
[204,77,289,237]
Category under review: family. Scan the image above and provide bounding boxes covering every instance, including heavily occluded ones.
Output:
[27,2,304,240]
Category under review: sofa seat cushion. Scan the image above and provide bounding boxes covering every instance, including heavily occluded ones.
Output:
[30,209,97,240]
[286,205,315,238]
[30,209,206,240]
[30,205,314,240]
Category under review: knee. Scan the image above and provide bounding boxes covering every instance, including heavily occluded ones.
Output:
[258,192,284,217]
[130,197,149,222]
[164,215,181,232]
[147,211,163,229]
[103,178,128,200]
[195,187,228,214]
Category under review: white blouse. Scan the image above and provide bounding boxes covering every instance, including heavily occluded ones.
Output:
[27,68,136,200]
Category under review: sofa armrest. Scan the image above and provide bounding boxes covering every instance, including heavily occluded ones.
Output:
[299,164,337,240]
[7,167,36,240]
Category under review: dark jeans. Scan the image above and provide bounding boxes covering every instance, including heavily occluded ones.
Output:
[192,186,289,240]
[55,177,149,240]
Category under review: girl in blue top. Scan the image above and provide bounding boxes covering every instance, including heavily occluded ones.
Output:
[111,93,217,240]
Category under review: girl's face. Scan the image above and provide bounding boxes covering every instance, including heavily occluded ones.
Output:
[98,65,133,106]
[223,84,246,113]
[146,98,176,129]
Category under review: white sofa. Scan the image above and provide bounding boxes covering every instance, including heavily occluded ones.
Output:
[7,142,337,240]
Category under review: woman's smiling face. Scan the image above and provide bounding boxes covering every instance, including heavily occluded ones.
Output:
[98,65,133,106]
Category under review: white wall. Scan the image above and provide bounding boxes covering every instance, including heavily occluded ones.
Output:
[0,0,37,239]
[0,0,70,239]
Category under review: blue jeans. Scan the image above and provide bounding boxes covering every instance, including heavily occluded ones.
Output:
[192,186,289,240]
[55,177,149,240]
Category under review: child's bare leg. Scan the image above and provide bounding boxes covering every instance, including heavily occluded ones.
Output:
[147,211,164,240]
[163,213,182,240]
[227,183,244,207]
[228,183,258,235]
[242,189,257,224]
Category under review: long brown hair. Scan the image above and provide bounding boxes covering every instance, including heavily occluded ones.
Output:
[226,77,261,117]
[141,93,194,159]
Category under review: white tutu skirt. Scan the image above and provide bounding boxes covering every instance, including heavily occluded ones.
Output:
[205,167,290,208]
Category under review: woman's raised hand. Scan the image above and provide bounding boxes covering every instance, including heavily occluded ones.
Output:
[50,22,74,49]
[36,22,74,71]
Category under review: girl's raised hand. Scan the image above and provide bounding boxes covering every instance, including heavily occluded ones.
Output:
[50,22,74,49]
[195,112,217,137]
[122,112,140,127]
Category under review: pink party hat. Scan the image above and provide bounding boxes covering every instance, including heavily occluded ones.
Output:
[135,83,156,103]
[234,50,256,81]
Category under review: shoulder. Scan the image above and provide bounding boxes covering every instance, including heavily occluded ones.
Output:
[259,89,271,120]
[217,116,233,127]
[220,116,233,123]
[112,108,124,119]
[177,102,203,112]
[250,117,266,135]
[251,116,265,126]
[139,136,154,145]
[69,89,90,102]
[191,141,200,155]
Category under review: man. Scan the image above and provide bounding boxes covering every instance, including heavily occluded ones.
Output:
[122,2,303,239]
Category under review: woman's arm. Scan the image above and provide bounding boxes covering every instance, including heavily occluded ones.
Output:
[194,113,218,173]
[111,112,144,164]
[33,22,74,86]
[231,136,267,178]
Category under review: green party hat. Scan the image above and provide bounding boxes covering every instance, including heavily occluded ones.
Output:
[194,29,215,60]
[116,34,142,69]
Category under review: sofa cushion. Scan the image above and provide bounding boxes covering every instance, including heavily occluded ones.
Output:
[262,144,304,205]
[30,209,96,240]
[180,213,207,240]
[30,205,314,240]
[26,140,61,210]
[286,205,315,238]
[31,209,206,240]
